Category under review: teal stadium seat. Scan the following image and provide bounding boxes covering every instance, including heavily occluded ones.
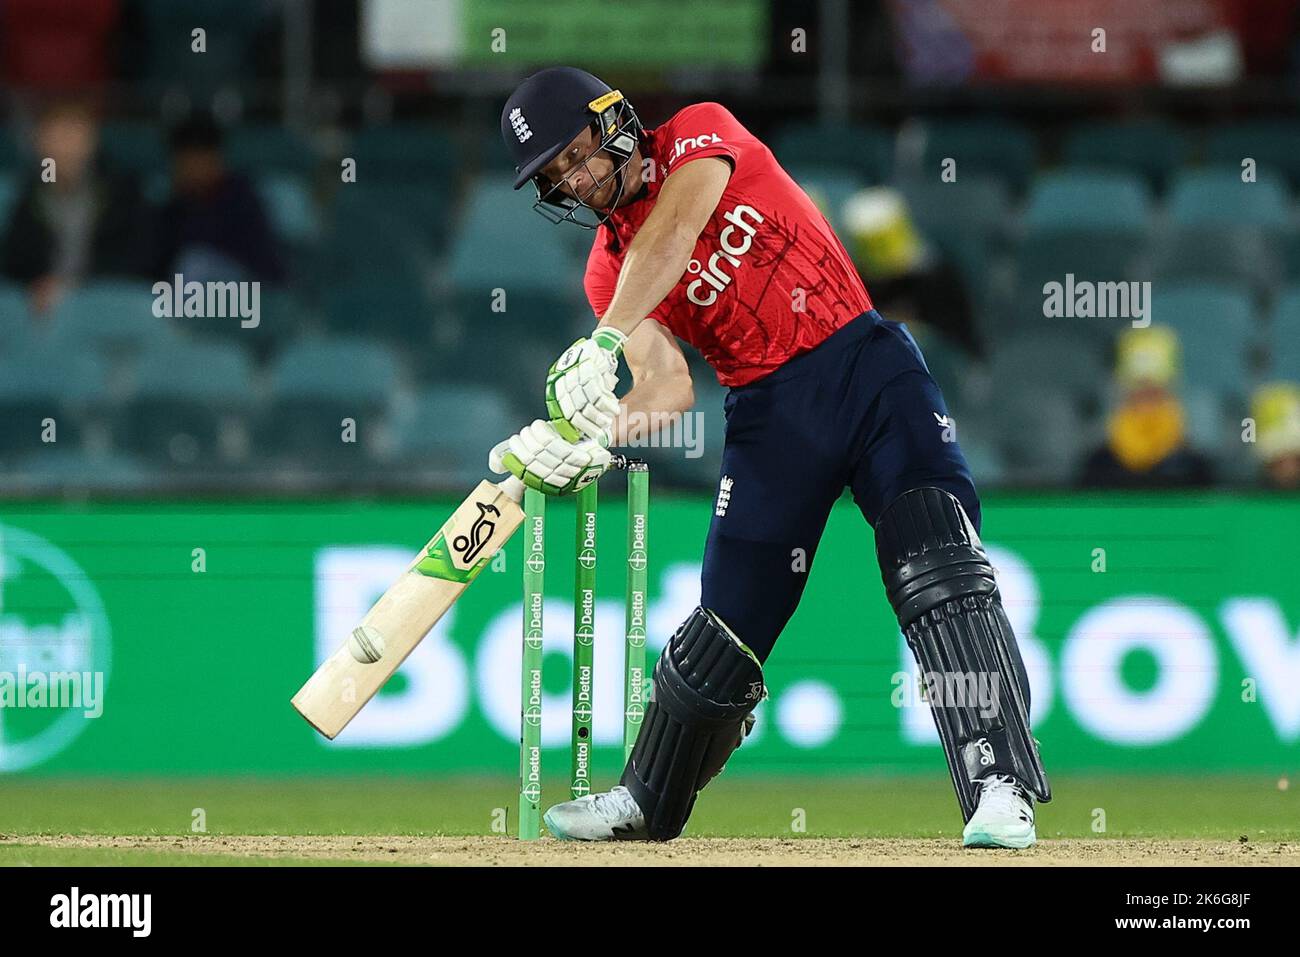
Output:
[322,183,447,283]
[898,173,1010,298]
[1155,167,1291,296]
[255,173,321,246]
[985,329,1108,414]
[0,283,30,350]
[984,387,1085,485]
[12,449,150,492]
[1023,170,1152,233]
[323,280,433,343]
[1205,120,1300,188]
[393,385,521,484]
[1268,287,1300,379]
[1061,120,1191,192]
[1013,173,1153,341]
[0,339,107,457]
[116,339,256,465]
[1149,284,1256,402]
[350,125,457,182]
[1167,167,1291,231]
[259,336,399,462]
[446,174,584,296]
[917,118,1038,193]
[771,122,894,182]
[50,281,171,356]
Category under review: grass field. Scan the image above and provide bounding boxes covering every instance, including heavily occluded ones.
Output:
[0,773,1295,865]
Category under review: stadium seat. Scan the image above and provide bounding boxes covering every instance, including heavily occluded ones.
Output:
[446,175,584,295]
[898,173,1010,294]
[0,339,108,457]
[349,125,457,182]
[227,125,320,177]
[1149,284,1256,402]
[255,173,321,246]
[771,122,894,182]
[423,296,575,410]
[1181,387,1235,460]
[1022,171,1153,233]
[1204,120,1300,187]
[49,281,172,356]
[1166,167,1291,231]
[985,329,1108,414]
[115,338,256,465]
[392,385,521,484]
[323,279,434,344]
[916,118,1038,193]
[1013,232,1149,339]
[1061,120,1192,192]
[259,336,400,462]
[989,387,1087,484]
[1267,287,1300,379]
[321,182,447,282]
[11,449,151,492]
[899,173,1010,241]
[1151,227,1283,297]
[0,283,30,349]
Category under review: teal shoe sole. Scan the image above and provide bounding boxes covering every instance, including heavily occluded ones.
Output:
[963,827,1036,849]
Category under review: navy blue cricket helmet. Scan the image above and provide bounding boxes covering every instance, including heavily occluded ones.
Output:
[501,66,642,227]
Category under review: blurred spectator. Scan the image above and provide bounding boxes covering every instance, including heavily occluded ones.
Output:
[1079,326,1216,489]
[1251,383,1300,490]
[154,113,285,284]
[0,98,154,314]
[841,186,979,356]
[0,0,121,91]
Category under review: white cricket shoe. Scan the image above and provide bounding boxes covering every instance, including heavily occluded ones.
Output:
[962,774,1037,849]
[543,785,647,841]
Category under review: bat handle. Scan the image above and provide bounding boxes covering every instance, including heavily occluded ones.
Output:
[498,475,526,503]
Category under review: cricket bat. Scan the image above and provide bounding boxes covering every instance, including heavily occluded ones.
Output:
[292,475,526,739]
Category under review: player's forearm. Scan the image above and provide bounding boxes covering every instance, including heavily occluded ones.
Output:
[597,215,699,338]
[613,374,695,447]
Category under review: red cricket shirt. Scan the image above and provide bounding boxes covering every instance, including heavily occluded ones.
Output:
[584,102,873,386]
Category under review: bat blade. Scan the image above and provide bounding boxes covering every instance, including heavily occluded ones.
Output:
[292,479,525,739]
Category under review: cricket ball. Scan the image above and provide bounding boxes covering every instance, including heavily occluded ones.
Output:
[348,625,386,664]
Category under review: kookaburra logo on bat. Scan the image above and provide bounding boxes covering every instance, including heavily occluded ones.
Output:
[453,502,502,563]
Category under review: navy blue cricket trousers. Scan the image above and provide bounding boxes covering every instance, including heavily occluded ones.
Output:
[699,310,978,662]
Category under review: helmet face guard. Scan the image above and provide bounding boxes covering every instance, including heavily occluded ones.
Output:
[529,90,642,229]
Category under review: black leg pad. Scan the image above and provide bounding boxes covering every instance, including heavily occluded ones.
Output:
[876,487,1051,822]
[620,606,764,841]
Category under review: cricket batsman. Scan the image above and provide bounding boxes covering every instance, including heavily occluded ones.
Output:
[488,67,1051,848]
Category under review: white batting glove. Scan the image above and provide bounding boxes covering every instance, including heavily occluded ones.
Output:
[544,327,626,444]
[488,419,612,496]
